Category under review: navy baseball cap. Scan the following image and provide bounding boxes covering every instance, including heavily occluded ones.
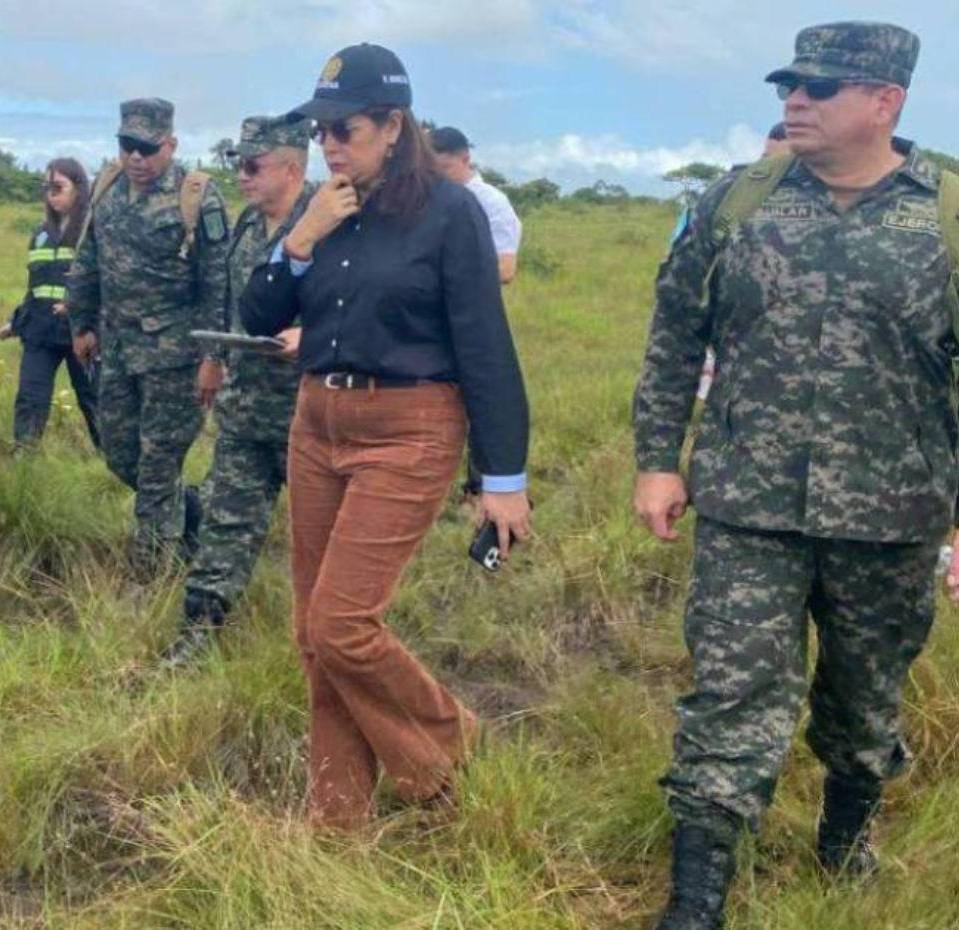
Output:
[430,127,472,154]
[289,43,412,122]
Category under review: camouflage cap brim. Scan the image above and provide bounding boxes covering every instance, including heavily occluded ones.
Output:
[230,114,311,157]
[225,141,275,158]
[765,62,879,84]
[116,125,169,145]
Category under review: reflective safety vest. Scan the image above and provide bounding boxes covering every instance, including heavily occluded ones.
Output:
[11,226,75,346]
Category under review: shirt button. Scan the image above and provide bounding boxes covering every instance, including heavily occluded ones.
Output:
[331,339,337,347]
[336,298,344,307]
[341,259,350,268]
[355,222,361,231]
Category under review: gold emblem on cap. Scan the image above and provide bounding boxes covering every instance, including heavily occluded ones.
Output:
[321,57,343,82]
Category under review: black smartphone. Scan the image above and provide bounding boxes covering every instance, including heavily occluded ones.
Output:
[468,520,517,572]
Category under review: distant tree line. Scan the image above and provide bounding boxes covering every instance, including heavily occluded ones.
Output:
[660,149,959,201]
[0,150,42,203]
[7,142,958,211]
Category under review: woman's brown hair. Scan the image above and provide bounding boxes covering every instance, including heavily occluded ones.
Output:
[44,158,90,248]
[367,108,438,218]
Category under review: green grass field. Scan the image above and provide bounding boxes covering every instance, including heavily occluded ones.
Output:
[2,197,959,929]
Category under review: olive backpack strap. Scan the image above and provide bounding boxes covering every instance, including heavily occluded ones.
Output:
[711,153,796,248]
[937,169,959,344]
[699,153,796,301]
[76,160,124,251]
[178,170,212,259]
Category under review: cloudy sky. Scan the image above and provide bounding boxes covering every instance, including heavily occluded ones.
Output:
[2,1,958,194]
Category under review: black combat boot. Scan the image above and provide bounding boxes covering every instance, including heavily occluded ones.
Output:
[655,823,737,930]
[816,772,881,877]
[180,485,203,562]
[160,589,228,670]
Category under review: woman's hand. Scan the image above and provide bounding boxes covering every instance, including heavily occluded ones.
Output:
[283,175,359,259]
[275,327,301,362]
[480,490,532,559]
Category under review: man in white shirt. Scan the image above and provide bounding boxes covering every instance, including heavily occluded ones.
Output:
[430,126,522,284]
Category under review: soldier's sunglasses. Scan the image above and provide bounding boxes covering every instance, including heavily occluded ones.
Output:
[118,135,163,157]
[230,155,285,176]
[775,77,887,101]
[231,156,262,176]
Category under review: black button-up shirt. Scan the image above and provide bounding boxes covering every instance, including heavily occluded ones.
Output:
[240,175,529,479]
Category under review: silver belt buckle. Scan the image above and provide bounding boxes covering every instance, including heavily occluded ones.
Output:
[323,372,355,389]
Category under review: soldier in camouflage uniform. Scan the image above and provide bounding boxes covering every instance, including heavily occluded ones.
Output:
[632,23,957,930]
[163,115,312,665]
[68,98,229,575]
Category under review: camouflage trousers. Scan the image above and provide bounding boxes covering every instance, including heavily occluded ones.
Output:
[185,431,287,611]
[98,361,203,565]
[663,516,938,837]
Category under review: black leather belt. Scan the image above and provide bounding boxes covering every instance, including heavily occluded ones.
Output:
[316,372,427,390]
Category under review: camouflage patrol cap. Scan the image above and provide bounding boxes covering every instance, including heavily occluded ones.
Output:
[765,21,920,89]
[226,115,310,158]
[117,98,175,144]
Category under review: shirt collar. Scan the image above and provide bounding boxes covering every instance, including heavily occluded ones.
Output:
[893,138,939,191]
[155,163,179,195]
[243,181,314,243]
[122,162,178,197]
[788,137,938,193]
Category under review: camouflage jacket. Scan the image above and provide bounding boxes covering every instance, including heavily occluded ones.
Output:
[214,183,314,443]
[634,141,959,543]
[67,163,230,374]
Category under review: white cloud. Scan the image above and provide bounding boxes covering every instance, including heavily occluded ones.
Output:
[4,121,765,193]
[0,0,543,55]
[550,0,784,72]
[477,123,765,190]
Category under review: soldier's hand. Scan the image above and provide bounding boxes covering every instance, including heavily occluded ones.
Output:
[633,471,688,542]
[275,327,301,362]
[73,331,98,365]
[284,175,359,257]
[52,301,68,316]
[0,322,12,340]
[945,532,959,601]
[196,358,225,409]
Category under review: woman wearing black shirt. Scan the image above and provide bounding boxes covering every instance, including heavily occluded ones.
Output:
[241,43,532,830]
[2,159,99,448]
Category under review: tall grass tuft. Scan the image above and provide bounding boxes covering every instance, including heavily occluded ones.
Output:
[3,199,959,928]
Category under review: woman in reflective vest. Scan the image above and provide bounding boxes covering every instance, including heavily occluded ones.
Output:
[1,158,99,447]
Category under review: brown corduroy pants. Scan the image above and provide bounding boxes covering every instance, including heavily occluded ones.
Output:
[288,375,477,829]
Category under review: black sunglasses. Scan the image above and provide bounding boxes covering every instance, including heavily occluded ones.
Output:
[118,135,163,157]
[309,108,394,144]
[310,119,357,145]
[775,77,885,101]
[230,154,289,176]
[42,182,66,195]
[230,155,261,176]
